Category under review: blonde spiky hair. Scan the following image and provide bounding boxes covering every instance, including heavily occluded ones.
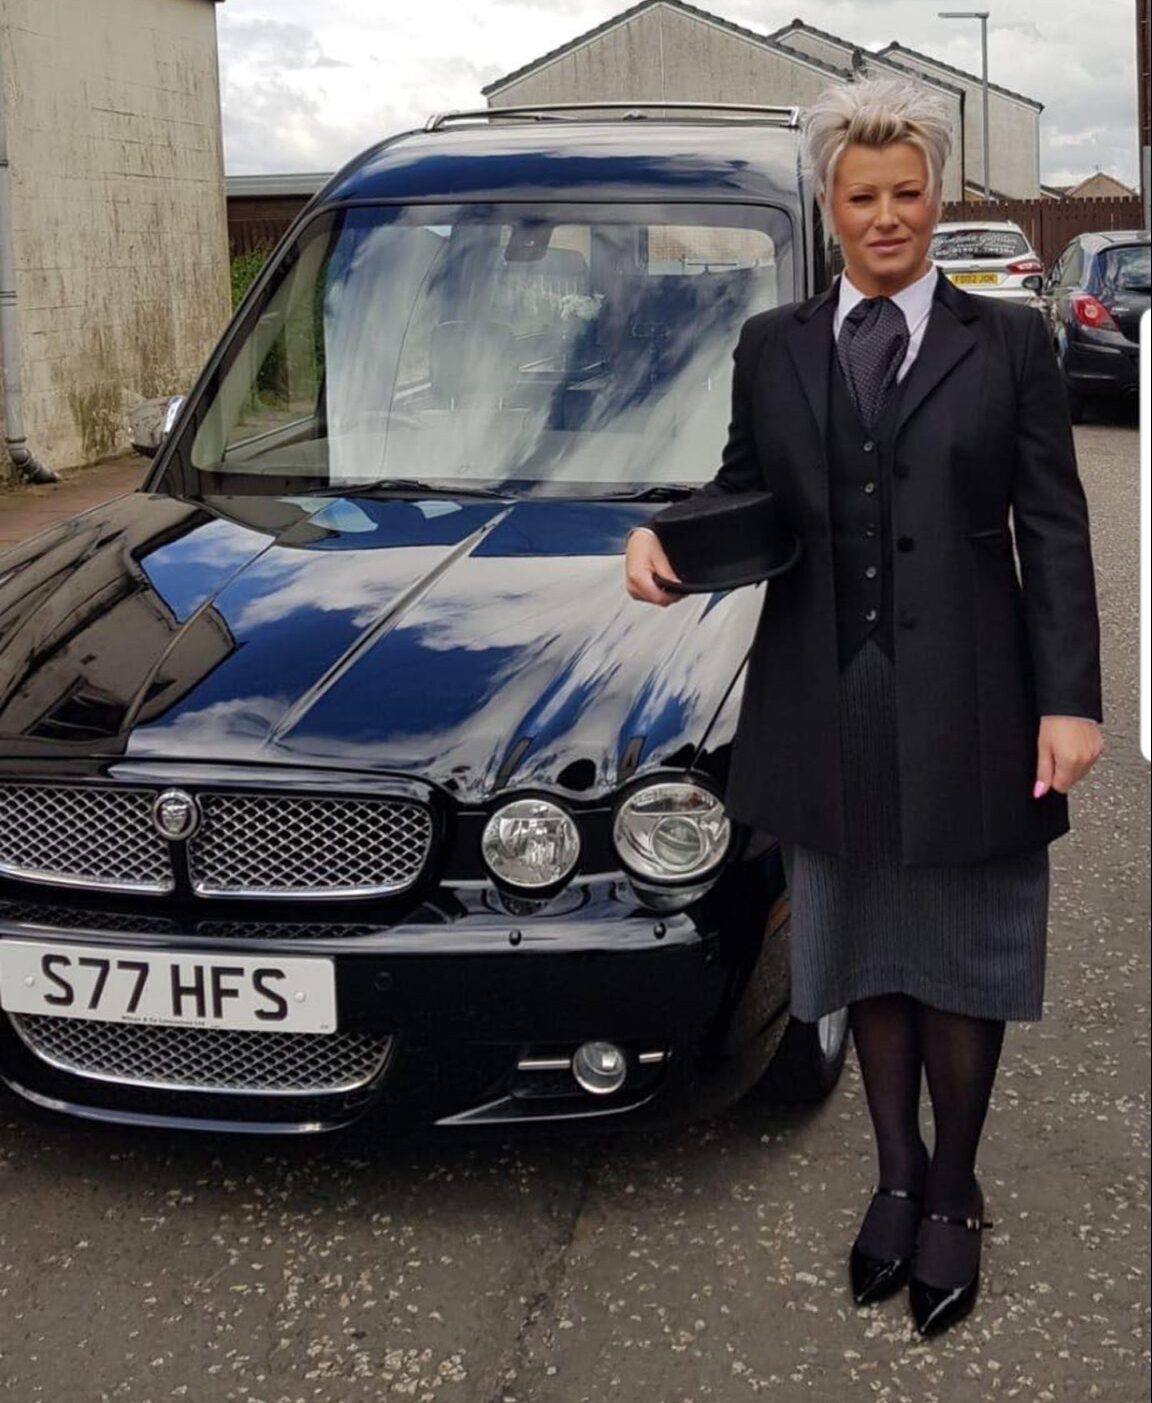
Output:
[801,74,953,241]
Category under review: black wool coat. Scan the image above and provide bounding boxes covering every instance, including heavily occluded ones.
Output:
[647,270,1104,865]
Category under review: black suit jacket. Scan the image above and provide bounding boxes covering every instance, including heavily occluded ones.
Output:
[645,270,1103,864]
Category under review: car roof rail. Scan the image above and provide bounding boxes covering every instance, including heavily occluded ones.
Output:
[424,101,801,131]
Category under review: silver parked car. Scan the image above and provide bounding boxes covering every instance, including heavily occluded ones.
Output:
[930,220,1044,302]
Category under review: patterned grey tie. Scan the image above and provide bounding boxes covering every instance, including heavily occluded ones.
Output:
[836,295,910,430]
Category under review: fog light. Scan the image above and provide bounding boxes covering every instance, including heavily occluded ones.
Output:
[571,1041,628,1095]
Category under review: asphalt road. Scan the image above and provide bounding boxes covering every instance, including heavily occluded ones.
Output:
[1,410,1148,1403]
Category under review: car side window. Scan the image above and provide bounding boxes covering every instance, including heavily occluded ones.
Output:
[1062,243,1086,289]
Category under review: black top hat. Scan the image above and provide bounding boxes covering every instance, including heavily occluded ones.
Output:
[645,490,802,594]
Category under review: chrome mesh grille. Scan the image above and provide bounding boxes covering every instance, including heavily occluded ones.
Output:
[189,792,433,897]
[196,919,384,942]
[0,900,180,936]
[0,902,381,942]
[0,784,172,893]
[11,1014,393,1094]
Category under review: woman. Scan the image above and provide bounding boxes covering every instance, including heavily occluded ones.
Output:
[624,75,1104,1338]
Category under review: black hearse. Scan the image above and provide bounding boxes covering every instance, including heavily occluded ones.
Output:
[0,103,848,1134]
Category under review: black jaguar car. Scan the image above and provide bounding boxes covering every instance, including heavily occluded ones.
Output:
[0,103,849,1135]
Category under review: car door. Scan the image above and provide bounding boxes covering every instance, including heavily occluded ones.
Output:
[1040,243,1072,340]
[1048,241,1087,357]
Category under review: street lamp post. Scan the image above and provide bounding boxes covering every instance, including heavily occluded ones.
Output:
[939,10,991,201]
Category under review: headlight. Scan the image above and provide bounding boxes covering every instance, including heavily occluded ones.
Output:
[482,797,581,889]
[613,781,730,883]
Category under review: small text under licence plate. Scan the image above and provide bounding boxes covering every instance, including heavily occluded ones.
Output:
[0,939,337,1033]
[949,272,1001,286]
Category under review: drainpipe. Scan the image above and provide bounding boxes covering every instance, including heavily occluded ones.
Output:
[0,42,57,483]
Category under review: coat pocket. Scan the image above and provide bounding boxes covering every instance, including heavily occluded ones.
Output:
[965,526,1013,554]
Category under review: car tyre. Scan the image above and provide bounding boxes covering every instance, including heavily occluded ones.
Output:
[749,1006,850,1104]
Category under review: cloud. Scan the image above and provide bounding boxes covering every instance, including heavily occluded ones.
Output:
[217,0,1142,184]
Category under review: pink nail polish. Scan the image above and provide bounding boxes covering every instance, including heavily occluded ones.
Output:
[1033,781,1048,798]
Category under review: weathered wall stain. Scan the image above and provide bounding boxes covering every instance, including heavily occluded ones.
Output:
[0,0,231,472]
[67,383,124,461]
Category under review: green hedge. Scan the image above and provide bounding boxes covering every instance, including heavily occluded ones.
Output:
[230,247,272,309]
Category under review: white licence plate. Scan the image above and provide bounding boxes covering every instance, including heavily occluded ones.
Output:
[0,939,337,1033]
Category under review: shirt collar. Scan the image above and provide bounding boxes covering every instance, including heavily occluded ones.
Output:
[837,260,939,329]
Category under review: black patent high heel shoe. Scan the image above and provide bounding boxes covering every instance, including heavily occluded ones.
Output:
[849,1185,924,1305]
[908,1201,995,1336]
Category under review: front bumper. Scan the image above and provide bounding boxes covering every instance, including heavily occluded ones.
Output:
[0,853,792,1136]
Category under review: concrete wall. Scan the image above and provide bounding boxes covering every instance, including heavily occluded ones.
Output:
[771,26,852,71]
[770,28,964,203]
[490,7,966,203]
[0,0,229,471]
[488,4,837,115]
[882,50,1041,198]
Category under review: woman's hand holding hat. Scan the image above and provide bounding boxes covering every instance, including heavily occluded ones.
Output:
[625,527,688,606]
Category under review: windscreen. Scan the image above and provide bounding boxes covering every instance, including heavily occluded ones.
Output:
[187,201,794,495]
[930,228,1030,260]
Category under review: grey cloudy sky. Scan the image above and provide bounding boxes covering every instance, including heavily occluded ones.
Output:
[217,0,1141,188]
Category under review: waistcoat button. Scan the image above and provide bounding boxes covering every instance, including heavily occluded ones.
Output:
[865,607,878,622]
[863,480,876,494]
[863,440,876,453]
[865,565,878,579]
[865,524,878,537]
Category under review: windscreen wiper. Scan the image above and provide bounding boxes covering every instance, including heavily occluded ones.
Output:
[599,484,699,501]
[320,478,511,499]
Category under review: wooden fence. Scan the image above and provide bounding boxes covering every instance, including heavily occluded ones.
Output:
[939,196,1146,266]
[228,197,310,257]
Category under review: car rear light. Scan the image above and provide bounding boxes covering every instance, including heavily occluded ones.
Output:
[1069,292,1120,332]
[1006,258,1044,275]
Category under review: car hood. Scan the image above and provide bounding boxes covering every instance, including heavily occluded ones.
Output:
[0,491,760,802]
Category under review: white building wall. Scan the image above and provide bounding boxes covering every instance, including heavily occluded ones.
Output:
[488,5,838,115]
[770,29,964,202]
[882,50,1041,197]
[0,0,230,470]
[490,7,969,203]
[773,27,852,70]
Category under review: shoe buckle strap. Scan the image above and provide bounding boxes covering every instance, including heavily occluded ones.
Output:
[875,1185,923,1201]
[924,1210,993,1231]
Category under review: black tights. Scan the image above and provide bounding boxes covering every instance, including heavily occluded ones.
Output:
[850,991,1005,1284]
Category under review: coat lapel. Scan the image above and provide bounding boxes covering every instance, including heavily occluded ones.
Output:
[892,271,980,436]
[784,280,838,450]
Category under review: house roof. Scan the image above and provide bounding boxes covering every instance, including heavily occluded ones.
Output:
[877,41,1042,111]
[767,18,964,99]
[481,0,853,97]
[226,173,331,198]
[1064,171,1139,197]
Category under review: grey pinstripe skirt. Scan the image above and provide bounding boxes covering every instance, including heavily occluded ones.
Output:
[779,636,1049,1023]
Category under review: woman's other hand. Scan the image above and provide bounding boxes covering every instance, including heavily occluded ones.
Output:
[1033,716,1106,797]
[624,528,688,606]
